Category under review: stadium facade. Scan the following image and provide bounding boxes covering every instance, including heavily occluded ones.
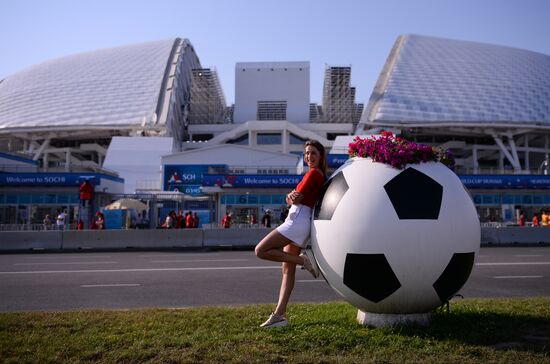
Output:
[357,34,550,175]
[1,35,549,227]
[356,34,550,222]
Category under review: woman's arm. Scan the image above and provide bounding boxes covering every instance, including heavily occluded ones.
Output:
[286,189,304,205]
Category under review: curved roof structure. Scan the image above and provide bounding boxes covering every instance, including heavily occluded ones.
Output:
[358,35,550,131]
[0,38,200,134]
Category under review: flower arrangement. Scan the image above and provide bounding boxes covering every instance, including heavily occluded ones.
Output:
[348,131,455,170]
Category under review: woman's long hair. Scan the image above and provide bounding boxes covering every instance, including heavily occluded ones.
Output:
[305,139,327,177]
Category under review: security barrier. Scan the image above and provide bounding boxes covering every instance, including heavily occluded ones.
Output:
[203,228,271,247]
[0,227,548,251]
[62,229,203,250]
[0,231,62,250]
[483,227,550,245]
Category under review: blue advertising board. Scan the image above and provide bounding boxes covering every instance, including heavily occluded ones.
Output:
[202,174,302,188]
[0,173,100,186]
[327,154,349,168]
[458,175,550,189]
[202,173,550,189]
[164,165,226,194]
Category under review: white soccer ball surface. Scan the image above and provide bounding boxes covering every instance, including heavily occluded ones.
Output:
[311,157,480,314]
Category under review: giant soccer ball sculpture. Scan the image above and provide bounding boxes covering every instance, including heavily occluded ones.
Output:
[311,157,480,326]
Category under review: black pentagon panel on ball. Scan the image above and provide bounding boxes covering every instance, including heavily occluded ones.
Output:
[383,167,443,219]
[433,252,475,302]
[343,253,402,303]
[314,171,349,220]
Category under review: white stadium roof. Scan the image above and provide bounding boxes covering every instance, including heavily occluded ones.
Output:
[358,34,550,131]
[0,39,181,133]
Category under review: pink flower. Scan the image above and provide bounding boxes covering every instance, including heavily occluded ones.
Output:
[348,134,455,170]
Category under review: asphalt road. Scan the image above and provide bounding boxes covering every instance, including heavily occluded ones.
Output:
[0,247,548,312]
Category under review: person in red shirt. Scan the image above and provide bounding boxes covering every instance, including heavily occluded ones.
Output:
[175,210,184,228]
[255,140,327,328]
[79,180,93,206]
[519,211,525,227]
[221,212,232,228]
[95,212,105,230]
[186,211,194,228]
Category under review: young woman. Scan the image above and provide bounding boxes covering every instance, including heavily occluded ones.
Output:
[255,140,327,328]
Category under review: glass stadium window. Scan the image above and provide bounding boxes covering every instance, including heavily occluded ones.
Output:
[522,195,533,204]
[327,133,347,141]
[289,133,307,145]
[208,166,227,174]
[272,194,284,204]
[533,195,544,205]
[191,134,213,141]
[481,195,494,205]
[257,133,282,145]
[228,134,248,145]
[257,101,287,120]
[32,194,45,204]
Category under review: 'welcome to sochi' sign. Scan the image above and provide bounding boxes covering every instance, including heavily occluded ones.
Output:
[0,173,98,186]
[202,174,301,188]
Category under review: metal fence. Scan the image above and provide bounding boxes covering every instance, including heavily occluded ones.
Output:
[0,222,279,231]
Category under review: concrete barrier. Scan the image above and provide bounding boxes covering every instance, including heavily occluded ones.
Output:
[1,227,548,252]
[480,227,500,245]
[0,231,62,251]
[203,227,272,247]
[495,227,550,245]
[62,229,203,250]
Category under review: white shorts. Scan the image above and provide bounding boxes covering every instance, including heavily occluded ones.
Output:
[276,204,312,248]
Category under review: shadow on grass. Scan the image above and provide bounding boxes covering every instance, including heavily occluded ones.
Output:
[388,310,550,354]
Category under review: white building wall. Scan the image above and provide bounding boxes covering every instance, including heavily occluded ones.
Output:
[103,136,175,193]
[234,62,310,123]
[162,144,301,171]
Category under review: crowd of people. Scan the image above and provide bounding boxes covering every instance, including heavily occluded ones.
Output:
[42,208,291,231]
[42,210,68,230]
[161,210,200,229]
[519,210,550,227]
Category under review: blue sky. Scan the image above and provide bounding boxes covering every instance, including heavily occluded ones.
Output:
[1,0,549,104]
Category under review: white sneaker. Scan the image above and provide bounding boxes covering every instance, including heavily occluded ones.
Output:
[300,250,320,278]
[260,313,288,328]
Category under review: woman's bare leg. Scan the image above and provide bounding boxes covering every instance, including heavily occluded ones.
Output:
[255,229,304,265]
[273,244,301,316]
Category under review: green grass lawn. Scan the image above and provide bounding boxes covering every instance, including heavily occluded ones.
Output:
[1,298,549,363]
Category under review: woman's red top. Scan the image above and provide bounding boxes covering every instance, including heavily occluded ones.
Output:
[295,168,325,208]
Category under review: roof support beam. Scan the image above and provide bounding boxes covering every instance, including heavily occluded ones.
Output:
[33,138,51,161]
[506,131,521,170]
[489,131,521,172]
